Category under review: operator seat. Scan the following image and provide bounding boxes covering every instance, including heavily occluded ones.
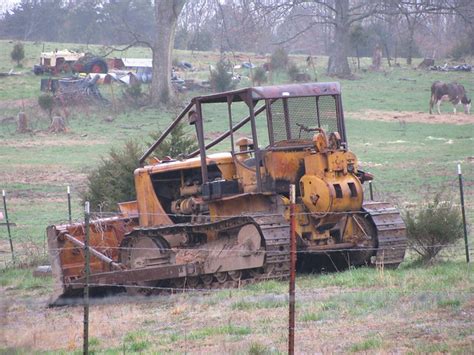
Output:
[235,137,256,167]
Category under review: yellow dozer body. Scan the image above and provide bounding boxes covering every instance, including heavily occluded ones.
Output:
[47,82,406,303]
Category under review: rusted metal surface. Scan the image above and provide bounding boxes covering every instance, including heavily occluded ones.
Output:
[62,233,123,270]
[189,82,341,104]
[71,262,199,289]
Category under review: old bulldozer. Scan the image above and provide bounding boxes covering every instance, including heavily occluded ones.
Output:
[47,82,407,303]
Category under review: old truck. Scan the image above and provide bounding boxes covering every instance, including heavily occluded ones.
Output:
[47,82,407,303]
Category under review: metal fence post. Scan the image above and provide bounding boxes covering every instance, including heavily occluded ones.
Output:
[2,190,15,265]
[83,201,91,355]
[288,184,296,355]
[67,186,72,224]
[457,164,470,263]
[369,181,374,201]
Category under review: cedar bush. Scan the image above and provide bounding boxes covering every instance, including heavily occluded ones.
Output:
[38,93,54,121]
[271,47,289,70]
[82,123,197,212]
[123,82,147,108]
[287,62,300,82]
[11,42,25,67]
[404,195,464,262]
[150,122,198,160]
[82,141,141,212]
[209,59,236,92]
[252,67,267,86]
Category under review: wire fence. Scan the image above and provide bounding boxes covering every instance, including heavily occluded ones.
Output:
[0,172,472,352]
[0,174,472,268]
[1,265,472,352]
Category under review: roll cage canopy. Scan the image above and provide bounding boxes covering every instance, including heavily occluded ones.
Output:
[193,82,342,103]
[141,82,347,191]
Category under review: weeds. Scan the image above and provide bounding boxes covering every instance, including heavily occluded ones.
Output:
[437,298,461,309]
[248,342,272,355]
[123,331,151,352]
[232,295,287,310]
[414,341,451,353]
[349,335,383,352]
[187,324,251,340]
[300,311,323,322]
[245,280,285,293]
[0,268,52,293]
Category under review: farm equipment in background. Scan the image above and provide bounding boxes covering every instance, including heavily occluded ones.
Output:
[46,82,407,304]
[33,49,108,75]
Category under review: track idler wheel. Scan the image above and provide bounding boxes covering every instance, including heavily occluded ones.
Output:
[215,272,228,283]
[228,270,242,281]
[186,277,200,289]
[120,234,171,269]
[119,233,172,295]
[171,278,186,289]
[201,274,213,286]
[248,267,264,278]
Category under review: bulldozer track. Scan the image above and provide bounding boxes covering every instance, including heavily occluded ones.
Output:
[115,214,291,294]
[254,215,290,278]
[363,201,407,268]
[59,204,405,299]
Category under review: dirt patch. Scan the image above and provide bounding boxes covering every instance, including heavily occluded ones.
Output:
[2,296,144,351]
[2,132,106,148]
[0,165,87,191]
[349,110,473,125]
[0,98,37,110]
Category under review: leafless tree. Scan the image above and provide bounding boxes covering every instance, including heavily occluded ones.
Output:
[254,0,384,77]
[107,0,186,106]
[254,0,469,76]
[389,1,463,64]
[151,0,186,106]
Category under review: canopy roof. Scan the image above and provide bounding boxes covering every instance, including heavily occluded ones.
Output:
[195,82,341,104]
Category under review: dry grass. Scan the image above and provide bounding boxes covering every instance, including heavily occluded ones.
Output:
[1,261,473,353]
[350,109,474,125]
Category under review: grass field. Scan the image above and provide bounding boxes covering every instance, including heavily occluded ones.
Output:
[2,261,472,353]
[0,40,473,353]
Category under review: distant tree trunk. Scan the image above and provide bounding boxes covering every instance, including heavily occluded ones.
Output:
[17,112,29,133]
[355,46,360,70]
[406,24,415,65]
[151,0,186,106]
[49,116,67,133]
[383,42,392,67]
[327,0,351,77]
[371,44,383,71]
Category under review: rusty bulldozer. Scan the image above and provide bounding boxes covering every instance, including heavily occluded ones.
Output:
[47,82,407,304]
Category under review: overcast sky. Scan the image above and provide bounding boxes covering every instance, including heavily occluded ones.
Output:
[1,0,20,13]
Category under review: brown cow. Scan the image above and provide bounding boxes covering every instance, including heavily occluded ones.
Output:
[429,81,471,115]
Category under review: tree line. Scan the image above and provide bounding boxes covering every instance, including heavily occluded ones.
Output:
[2,1,472,58]
[1,0,473,105]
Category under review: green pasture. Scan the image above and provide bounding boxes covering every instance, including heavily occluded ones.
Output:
[0,39,473,261]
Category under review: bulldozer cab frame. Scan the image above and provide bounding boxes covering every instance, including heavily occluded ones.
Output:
[141,82,347,195]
